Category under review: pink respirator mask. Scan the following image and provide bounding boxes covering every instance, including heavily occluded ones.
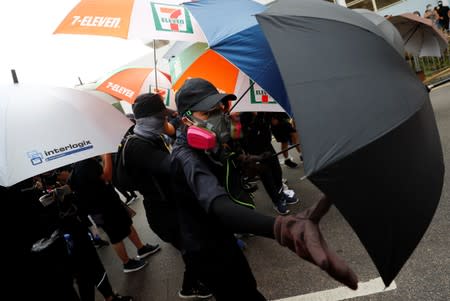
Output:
[187,125,217,150]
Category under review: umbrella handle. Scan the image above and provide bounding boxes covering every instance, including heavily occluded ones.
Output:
[11,69,18,84]
[153,39,158,90]
[229,80,256,112]
[271,143,300,158]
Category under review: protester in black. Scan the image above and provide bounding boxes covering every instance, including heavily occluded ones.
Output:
[170,78,358,301]
[70,156,160,273]
[240,112,299,215]
[4,176,133,301]
[124,92,212,299]
[436,0,450,32]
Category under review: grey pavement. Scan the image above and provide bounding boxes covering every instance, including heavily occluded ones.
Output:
[95,83,450,301]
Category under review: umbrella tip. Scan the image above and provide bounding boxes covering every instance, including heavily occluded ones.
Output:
[11,69,19,84]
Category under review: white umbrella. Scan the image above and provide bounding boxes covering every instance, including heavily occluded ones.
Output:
[0,83,133,187]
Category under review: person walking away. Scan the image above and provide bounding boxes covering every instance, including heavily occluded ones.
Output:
[240,112,300,215]
[124,92,212,299]
[270,112,302,168]
[69,155,160,273]
[436,0,450,33]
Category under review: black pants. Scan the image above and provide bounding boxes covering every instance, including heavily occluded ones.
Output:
[70,224,114,301]
[256,145,283,203]
[186,237,266,301]
[144,197,199,291]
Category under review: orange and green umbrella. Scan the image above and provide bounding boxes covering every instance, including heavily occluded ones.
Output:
[54,0,204,44]
[95,66,175,109]
[169,43,285,112]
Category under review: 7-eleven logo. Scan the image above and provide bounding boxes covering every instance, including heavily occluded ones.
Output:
[151,3,193,33]
[249,82,276,104]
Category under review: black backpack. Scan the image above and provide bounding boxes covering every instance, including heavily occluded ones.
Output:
[111,134,136,192]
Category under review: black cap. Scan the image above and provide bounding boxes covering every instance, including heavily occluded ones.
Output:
[175,78,237,115]
[132,93,166,119]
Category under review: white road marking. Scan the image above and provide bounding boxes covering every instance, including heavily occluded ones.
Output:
[272,277,397,301]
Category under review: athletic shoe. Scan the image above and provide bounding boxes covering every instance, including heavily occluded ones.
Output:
[284,190,300,205]
[178,282,212,299]
[93,238,110,248]
[273,199,290,215]
[111,294,133,301]
[237,238,247,250]
[137,243,161,259]
[123,258,147,273]
[284,158,298,168]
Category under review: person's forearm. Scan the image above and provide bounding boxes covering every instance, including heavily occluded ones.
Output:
[210,195,275,238]
[101,153,113,182]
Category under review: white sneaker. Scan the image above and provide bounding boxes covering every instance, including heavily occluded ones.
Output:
[284,190,300,205]
[283,189,295,198]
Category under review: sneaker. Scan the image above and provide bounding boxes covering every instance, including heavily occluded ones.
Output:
[178,282,212,299]
[111,294,133,301]
[284,190,299,205]
[236,238,247,250]
[196,282,213,299]
[284,158,298,168]
[242,182,258,193]
[273,199,290,215]
[123,258,147,273]
[137,243,161,259]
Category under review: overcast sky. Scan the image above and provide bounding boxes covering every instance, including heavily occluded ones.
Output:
[0,0,153,87]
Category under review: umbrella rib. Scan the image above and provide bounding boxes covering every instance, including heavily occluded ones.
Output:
[403,24,420,46]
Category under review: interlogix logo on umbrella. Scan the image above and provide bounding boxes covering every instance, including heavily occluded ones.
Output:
[27,140,93,165]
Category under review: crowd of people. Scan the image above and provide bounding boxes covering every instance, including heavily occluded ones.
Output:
[424,1,450,33]
[6,78,358,301]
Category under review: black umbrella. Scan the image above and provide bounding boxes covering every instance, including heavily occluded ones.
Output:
[256,0,444,287]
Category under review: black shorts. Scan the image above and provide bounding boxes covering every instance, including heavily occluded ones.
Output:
[101,201,132,244]
[98,187,133,244]
[271,121,296,143]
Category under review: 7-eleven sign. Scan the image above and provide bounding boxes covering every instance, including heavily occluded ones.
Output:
[151,3,193,33]
[249,82,276,104]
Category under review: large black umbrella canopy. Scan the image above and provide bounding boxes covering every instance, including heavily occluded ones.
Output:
[353,8,405,56]
[256,0,444,287]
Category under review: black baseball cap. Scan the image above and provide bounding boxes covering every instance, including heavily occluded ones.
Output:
[132,93,166,119]
[175,78,237,115]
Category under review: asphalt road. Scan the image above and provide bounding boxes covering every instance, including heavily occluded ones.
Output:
[96,83,450,301]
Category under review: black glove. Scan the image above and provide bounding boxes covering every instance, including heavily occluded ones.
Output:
[273,195,358,290]
[237,152,271,177]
